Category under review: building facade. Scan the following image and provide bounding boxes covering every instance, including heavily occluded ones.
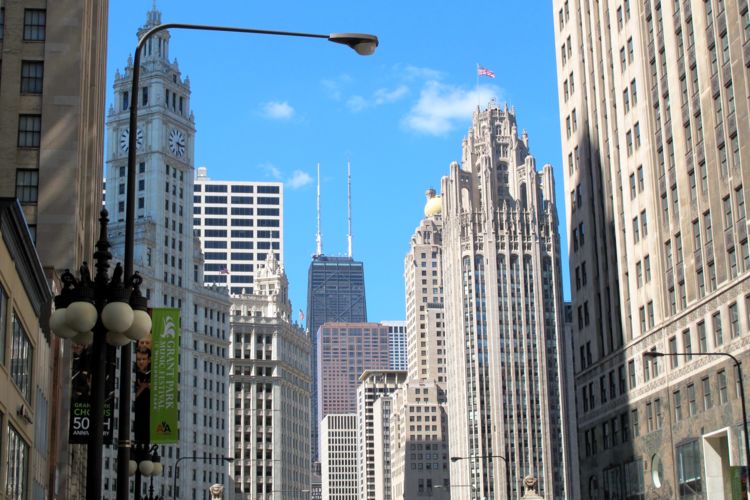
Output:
[317,322,391,422]
[382,321,407,371]
[228,254,311,499]
[356,370,407,500]
[103,7,232,499]
[193,166,283,296]
[554,0,750,497]
[441,103,568,498]
[321,414,358,500]
[0,3,108,496]
[0,200,53,500]
[307,255,367,461]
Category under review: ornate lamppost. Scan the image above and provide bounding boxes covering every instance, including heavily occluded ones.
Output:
[130,443,164,500]
[49,208,151,500]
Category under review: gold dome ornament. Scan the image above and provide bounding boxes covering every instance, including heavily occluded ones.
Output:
[423,188,442,217]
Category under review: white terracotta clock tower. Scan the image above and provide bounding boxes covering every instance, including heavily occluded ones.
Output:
[103,7,232,500]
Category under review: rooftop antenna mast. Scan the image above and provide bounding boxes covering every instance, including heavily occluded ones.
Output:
[316,163,323,256]
[347,159,352,258]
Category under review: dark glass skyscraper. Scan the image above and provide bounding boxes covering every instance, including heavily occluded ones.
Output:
[307,255,367,461]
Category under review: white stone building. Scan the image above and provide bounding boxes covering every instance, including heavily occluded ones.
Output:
[193,166,283,296]
[356,370,406,500]
[321,414,358,500]
[441,103,569,499]
[103,7,232,499]
[228,254,311,499]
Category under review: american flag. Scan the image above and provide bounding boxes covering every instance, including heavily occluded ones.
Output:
[299,309,305,322]
[477,64,496,78]
[220,266,229,275]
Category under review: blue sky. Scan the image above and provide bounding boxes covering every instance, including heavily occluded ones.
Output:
[107,1,569,321]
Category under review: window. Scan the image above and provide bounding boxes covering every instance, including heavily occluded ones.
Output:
[15,170,38,203]
[6,425,29,499]
[646,402,654,432]
[730,302,739,338]
[23,9,46,41]
[683,329,693,361]
[629,360,637,389]
[655,398,663,429]
[644,255,651,282]
[702,377,712,410]
[0,285,6,364]
[10,314,33,401]
[20,61,43,94]
[724,196,733,229]
[674,390,682,422]
[17,115,41,148]
[669,337,679,368]
[677,440,703,497]
[687,383,697,416]
[713,312,723,346]
[632,408,640,436]
[698,321,707,352]
[718,370,728,404]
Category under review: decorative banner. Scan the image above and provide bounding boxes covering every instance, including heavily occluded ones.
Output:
[69,343,116,444]
[133,322,152,445]
[150,308,180,443]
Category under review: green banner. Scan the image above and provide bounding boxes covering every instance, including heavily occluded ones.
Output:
[150,308,180,443]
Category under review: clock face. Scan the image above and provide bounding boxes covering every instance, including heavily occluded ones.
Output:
[168,128,186,158]
[119,127,143,153]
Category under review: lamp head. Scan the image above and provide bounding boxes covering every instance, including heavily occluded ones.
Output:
[450,456,461,462]
[328,33,378,55]
[223,456,235,463]
[644,351,665,358]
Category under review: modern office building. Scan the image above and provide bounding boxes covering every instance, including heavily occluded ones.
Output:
[0,3,108,497]
[317,322,391,420]
[382,320,407,371]
[193,166,283,296]
[0,200,53,500]
[307,254,367,461]
[103,7,232,498]
[441,102,569,499]
[554,0,750,497]
[228,254,311,499]
[321,414,358,500]
[356,370,407,500]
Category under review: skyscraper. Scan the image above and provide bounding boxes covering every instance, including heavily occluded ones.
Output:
[103,7,232,498]
[317,322,390,420]
[554,0,750,497]
[321,414,358,500]
[228,254,311,498]
[193,166,283,295]
[441,102,569,498]
[306,165,368,462]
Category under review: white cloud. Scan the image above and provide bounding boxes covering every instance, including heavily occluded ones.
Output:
[401,65,444,81]
[346,95,368,112]
[287,170,313,189]
[262,101,294,119]
[402,81,502,135]
[374,85,408,104]
[260,163,283,180]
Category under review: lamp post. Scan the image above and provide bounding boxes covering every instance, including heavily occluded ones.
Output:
[49,209,152,500]
[130,443,164,500]
[172,455,234,499]
[450,455,511,499]
[117,22,377,500]
[645,350,750,482]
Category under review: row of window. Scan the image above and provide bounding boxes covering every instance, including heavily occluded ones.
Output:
[194,195,279,205]
[195,184,279,194]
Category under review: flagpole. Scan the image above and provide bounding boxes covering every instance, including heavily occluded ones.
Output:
[476,63,480,109]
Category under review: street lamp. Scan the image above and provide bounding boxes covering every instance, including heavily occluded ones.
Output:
[172,455,234,499]
[130,443,164,500]
[450,455,511,498]
[49,209,151,500]
[117,21,378,500]
[644,350,750,478]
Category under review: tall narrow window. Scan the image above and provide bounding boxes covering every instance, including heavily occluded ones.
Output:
[6,425,29,499]
[15,170,38,203]
[10,314,33,401]
[20,61,43,94]
[17,115,41,148]
[0,285,6,364]
[702,377,712,410]
[23,9,46,41]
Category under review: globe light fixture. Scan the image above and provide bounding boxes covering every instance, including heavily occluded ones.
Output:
[49,208,151,500]
[131,444,164,500]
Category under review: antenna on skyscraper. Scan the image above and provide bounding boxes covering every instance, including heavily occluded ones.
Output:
[347,159,352,258]
[316,163,323,256]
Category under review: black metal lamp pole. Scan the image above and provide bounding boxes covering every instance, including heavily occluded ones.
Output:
[49,209,151,500]
[646,350,750,483]
[131,443,163,500]
[118,23,377,500]
[450,455,511,499]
